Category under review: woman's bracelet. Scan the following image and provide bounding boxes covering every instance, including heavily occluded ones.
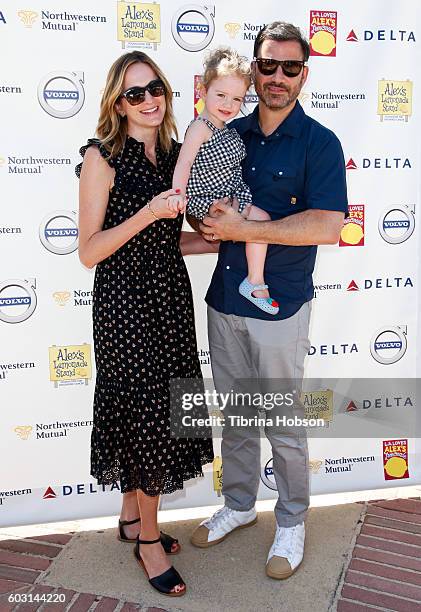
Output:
[147,201,159,221]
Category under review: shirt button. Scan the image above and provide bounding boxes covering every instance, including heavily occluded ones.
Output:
[261,141,265,145]
[251,167,256,171]
[226,266,230,270]
[278,171,283,176]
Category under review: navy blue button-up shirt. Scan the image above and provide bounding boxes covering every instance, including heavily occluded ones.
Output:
[205,101,348,320]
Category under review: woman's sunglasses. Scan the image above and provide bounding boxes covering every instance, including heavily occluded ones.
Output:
[254,58,306,78]
[119,79,166,106]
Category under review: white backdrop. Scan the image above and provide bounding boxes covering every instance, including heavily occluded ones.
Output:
[1,0,419,527]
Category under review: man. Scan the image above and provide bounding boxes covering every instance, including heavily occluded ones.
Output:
[189,22,348,579]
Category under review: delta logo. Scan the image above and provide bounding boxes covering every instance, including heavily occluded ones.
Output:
[344,396,413,412]
[308,342,358,356]
[383,439,409,480]
[43,482,122,500]
[309,10,337,57]
[43,486,56,499]
[339,205,364,247]
[346,29,415,43]
[346,157,411,170]
[346,277,413,292]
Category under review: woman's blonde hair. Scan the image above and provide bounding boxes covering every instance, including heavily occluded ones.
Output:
[202,47,251,89]
[96,51,178,158]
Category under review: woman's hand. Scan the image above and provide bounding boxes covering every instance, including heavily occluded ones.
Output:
[147,189,183,220]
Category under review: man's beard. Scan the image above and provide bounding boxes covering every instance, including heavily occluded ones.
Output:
[255,75,304,110]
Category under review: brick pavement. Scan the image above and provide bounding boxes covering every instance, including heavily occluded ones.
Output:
[0,533,166,612]
[336,498,421,611]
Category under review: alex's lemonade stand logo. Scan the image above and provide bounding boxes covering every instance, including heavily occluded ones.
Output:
[340,205,364,247]
[378,80,412,122]
[309,10,337,57]
[117,1,161,48]
[49,344,92,387]
[383,439,409,480]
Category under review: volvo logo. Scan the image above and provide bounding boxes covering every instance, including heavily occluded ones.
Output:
[0,279,37,323]
[370,326,407,365]
[171,5,215,52]
[39,210,78,255]
[260,458,277,490]
[38,71,85,118]
[378,206,415,244]
[240,87,259,117]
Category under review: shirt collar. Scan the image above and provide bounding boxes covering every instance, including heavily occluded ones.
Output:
[237,100,305,140]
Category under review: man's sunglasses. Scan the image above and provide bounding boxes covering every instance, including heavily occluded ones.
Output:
[254,58,306,77]
[119,79,166,106]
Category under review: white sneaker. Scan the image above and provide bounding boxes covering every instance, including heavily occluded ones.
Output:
[266,522,305,579]
[190,506,257,548]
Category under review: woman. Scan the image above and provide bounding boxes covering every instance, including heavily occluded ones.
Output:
[76,50,214,597]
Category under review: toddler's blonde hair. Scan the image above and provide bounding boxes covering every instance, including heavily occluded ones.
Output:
[202,47,251,89]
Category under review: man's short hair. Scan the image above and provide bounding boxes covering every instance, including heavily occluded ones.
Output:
[253,22,310,62]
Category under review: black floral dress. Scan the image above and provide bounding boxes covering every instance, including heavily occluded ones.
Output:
[76,136,214,495]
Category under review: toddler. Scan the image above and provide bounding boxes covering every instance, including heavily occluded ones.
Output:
[169,47,279,315]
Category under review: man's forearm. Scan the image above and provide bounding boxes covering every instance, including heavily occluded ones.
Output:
[236,209,344,246]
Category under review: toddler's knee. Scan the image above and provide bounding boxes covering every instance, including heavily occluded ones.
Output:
[248,205,271,221]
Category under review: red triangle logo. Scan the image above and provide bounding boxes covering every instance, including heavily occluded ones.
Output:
[346,401,358,412]
[347,29,358,42]
[347,280,359,291]
[346,158,357,170]
[43,486,57,499]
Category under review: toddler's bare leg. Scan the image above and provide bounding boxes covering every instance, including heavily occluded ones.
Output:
[245,205,271,299]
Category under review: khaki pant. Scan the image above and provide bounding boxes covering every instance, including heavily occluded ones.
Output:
[207,303,312,527]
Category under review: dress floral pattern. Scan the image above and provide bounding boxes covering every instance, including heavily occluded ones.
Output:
[76,136,214,495]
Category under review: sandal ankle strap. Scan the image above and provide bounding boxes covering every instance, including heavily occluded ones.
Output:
[119,517,141,526]
[138,536,161,545]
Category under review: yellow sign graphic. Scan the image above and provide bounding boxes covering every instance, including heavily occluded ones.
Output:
[309,459,323,474]
[378,79,412,122]
[213,456,223,496]
[14,425,33,440]
[17,10,38,27]
[53,291,71,307]
[298,91,310,104]
[224,22,241,39]
[301,389,333,424]
[384,456,407,478]
[311,30,335,55]
[341,223,363,245]
[49,344,92,386]
[117,1,160,48]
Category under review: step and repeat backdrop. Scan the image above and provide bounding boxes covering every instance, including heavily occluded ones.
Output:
[1,0,420,526]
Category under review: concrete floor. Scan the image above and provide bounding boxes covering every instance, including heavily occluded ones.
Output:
[41,504,363,612]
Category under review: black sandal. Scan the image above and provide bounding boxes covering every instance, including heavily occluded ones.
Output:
[118,518,181,554]
[118,517,141,543]
[134,536,186,597]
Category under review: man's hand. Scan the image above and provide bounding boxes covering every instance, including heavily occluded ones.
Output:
[200,198,251,242]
